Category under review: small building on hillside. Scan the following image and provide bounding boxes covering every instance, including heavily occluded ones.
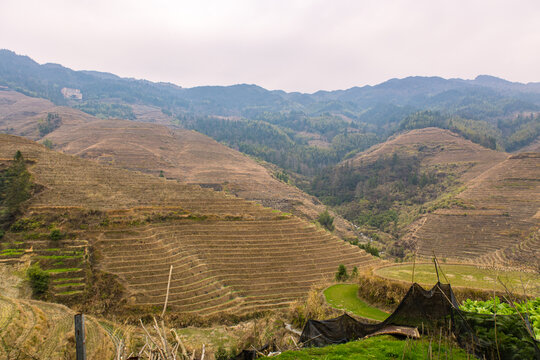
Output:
[61,87,82,100]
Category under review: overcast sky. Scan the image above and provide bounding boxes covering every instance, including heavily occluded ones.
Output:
[1,0,540,92]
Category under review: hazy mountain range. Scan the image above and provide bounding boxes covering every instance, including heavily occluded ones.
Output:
[2,49,540,118]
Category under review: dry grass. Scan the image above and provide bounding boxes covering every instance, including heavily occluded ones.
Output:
[412,153,539,270]
[0,295,115,359]
[0,89,357,238]
[0,134,380,315]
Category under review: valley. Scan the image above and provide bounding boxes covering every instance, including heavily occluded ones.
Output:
[0,52,538,359]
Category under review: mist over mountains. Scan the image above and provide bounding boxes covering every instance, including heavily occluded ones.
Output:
[2,49,540,118]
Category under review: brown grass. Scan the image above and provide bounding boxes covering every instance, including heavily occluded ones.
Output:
[0,89,357,238]
[0,134,381,315]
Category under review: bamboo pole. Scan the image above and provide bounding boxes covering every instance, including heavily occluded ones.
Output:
[162,265,173,318]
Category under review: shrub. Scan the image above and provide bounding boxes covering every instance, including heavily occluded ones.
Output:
[27,263,49,297]
[215,347,229,360]
[275,170,289,183]
[317,210,335,231]
[48,228,64,241]
[335,264,349,282]
[42,139,54,149]
[358,242,380,257]
[37,113,61,136]
[351,266,358,279]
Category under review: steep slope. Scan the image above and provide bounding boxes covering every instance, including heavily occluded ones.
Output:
[347,129,538,271]
[0,89,357,238]
[412,152,539,271]
[0,135,378,314]
[310,128,507,238]
[349,127,507,182]
[0,295,114,359]
[309,128,538,271]
[0,89,97,139]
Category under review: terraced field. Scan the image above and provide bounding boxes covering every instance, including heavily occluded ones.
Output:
[350,127,507,182]
[97,218,377,315]
[413,153,539,270]
[0,90,358,238]
[0,295,115,359]
[0,134,379,314]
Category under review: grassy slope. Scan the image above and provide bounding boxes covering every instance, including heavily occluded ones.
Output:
[269,335,469,359]
[324,284,389,321]
[375,264,540,296]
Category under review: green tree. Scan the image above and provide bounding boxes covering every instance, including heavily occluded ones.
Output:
[26,263,49,297]
[317,210,335,231]
[335,264,349,282]
[0,151,32,228]
[37,112,61,136]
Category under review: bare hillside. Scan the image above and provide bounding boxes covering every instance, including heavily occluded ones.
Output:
[412,152,540,271]
[0,90,357,238]
[0,90,96,139]
[350,127,507,182]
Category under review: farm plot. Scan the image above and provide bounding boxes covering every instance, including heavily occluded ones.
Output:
[413,153,539,270]
[0,135,381,315]
[97,217,379,316]
[0,295,115,359]
[375,263,540,296]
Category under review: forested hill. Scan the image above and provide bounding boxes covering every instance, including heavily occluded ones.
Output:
[2,49,540,118]
[1,49,539,176]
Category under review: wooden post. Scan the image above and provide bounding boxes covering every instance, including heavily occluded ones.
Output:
[75,313,86,360]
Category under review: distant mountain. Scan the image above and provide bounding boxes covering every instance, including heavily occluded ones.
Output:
[1,49,539,174]
[2,49,540,118]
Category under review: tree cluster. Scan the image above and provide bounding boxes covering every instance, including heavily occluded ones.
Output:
[0,151,33,229]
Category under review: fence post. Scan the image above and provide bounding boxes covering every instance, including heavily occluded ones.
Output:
[74,313,86,360]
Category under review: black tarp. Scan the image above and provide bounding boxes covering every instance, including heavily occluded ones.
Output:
[299,282,540,360]
[299,282,456,347]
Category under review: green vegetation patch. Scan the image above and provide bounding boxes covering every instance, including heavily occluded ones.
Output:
[57,290,84,296]
[53,282,85,288]
[324,284,389,321]
[1,151,33,230]
[36,255,83,260]
[375,264,540,296]
[27,263,49,297]
[0,248,25,256]
[269,335,469,359]
[460,297,540,340]
[45,267,82,274]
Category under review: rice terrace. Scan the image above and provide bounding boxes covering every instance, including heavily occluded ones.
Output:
[1,2,540,358]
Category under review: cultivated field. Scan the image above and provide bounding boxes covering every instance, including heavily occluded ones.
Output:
[0,295,115,359]
[0,134,379,314]
[374,263,540,296]
[0,90,357,238]
[350,127,507,182]
[411,152,539,270]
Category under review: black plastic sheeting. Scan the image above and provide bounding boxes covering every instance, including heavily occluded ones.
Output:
[300,282,456,347]
[299,282,540,360]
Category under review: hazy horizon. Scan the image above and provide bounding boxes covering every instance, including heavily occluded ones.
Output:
[2,0,540,92]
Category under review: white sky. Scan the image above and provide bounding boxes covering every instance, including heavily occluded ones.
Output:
[1,0,540,92]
